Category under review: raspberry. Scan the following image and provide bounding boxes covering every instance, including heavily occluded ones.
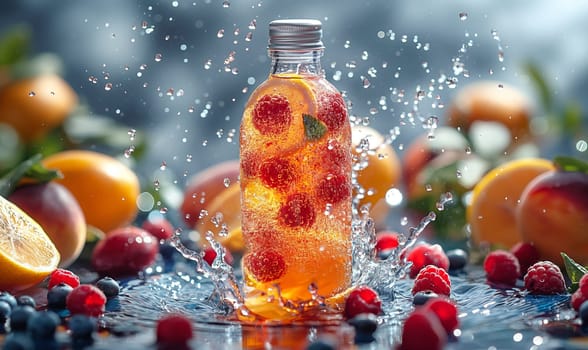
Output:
[66,284,107,317]
[523,261,566,295]
[321,140,350,173]
[375,231,399,253]
[48,268,80,289]
[406,243,450,279]
[343,286,382,319]
[399,308,447,350]
[156,313,193,347]
[240,151,260,178]
[412,265,451,296]
[244,250,286,283]
[141,217,174,241]
[571,289,587,311]
[252,94,292,134]
[510,242,539,276]
[317,91,347,132]
[423,297,459,335]
[259,157,295,190]
[202,246,234,266]
[316,173,350,204]
[579,273,588,296]
[278,192,316,228]
[483,250,520,287]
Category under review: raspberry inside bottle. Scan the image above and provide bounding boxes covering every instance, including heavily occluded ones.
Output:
[239,19,352,321]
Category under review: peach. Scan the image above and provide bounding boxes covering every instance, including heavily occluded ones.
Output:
[446,81,532,146]
[9,182,86,267]
[517,170,588,266]
[180,160,240,228]
[402,127,470,201]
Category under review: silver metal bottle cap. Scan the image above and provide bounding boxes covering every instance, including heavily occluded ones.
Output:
[268,19,323,50]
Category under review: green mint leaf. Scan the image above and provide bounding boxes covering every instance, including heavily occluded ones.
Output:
[0,154,61,197]
[553,156,588,174]
[303,114,327,141]
[561,252,588,292]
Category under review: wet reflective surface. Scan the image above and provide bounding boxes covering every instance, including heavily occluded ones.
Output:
[91,262,586,349]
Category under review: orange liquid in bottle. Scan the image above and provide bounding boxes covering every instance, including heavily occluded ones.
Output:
[239,20,352,321]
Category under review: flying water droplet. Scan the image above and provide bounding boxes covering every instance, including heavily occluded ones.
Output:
[154,53,163,62]
[104,83,113,91]
[28,91,35,97]
[459,12,468,20]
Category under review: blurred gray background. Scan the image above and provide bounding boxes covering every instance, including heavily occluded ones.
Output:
[1,0,587,209]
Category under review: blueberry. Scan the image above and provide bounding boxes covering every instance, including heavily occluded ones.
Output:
[47,283,73,311]
[27,311,60,340]
[17,295,36,308]
[9,305,36,333]
[0,300,12,320]
[95,277,120,298]
[580,300,588,326]
[69,314,96,349]
[2,333,34,350]
[412,290,439,306]
[0,291,18,309]
[306,338,336,350]
[447,249,468,270]
[348,313,378,344]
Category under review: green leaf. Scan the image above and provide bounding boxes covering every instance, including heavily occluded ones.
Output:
[553,156,588,174]
[561,101,583,135]
[0,154,61,197]
[525,62,552,111]
[303,114,327,141]
[0,25,31,66]
[561,252,588,292]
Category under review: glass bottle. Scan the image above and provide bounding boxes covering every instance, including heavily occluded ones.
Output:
[239,19,352,321]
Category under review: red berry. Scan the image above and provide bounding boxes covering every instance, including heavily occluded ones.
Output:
[142,217,174,241]
[321,140,350,173]
[423,297,459,335]
[375,231,399,253]
[244,250,286,283]
[483,250,520,287]
[344,286,382,319]
[156,313,193,346]
[571,289,587,311]
[278,193,316,228]
[259,157,295,190]
[48,269,80,289]
[91,226,159,277]
[510,242,539,276]
[523,261,566,295]
[316,173,350,204]
[412,265,451,296]
[252,94,292,134]
[399,308,447,350]
[317,91,347,132]
[202,246,234,266]
[406,243,450,279]
[241,151,260,178]
[579,273,588,296]
[66,284,107,317]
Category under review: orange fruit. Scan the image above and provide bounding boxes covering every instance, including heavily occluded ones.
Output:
[181,160,240,228]
[0,74,78,142]
[447,81,532,144]
[467,158,555,249]
[42,150,140,233]
[352,125,402,227]
[0,195,60,292]
[196,183,244,253]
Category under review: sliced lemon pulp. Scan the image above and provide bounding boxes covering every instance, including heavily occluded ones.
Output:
[0,195,59,291]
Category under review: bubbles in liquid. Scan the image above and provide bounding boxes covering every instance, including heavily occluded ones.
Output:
[459,12,468,20]
[28,91,35,97]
